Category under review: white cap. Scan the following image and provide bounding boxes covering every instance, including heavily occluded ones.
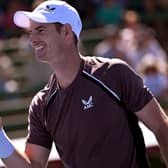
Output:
[13,0,82,38]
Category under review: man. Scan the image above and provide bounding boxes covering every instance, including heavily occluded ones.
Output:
[0,0,168,167]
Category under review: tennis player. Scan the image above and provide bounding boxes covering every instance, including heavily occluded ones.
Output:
[0,0,168,167]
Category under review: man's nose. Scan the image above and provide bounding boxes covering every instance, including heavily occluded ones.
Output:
[29,33,40,48]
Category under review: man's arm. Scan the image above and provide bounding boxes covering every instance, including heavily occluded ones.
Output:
[0,118,50,168]
[136,98,168,166]
[2,144,50,168]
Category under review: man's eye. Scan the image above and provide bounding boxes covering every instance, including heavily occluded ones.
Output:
[38,29,44,33]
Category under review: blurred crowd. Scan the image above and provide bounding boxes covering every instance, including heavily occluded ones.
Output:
[0,0,167,40]
[0,0,168,105]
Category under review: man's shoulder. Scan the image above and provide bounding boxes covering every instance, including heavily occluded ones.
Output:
[83,56,126,64]
[82,56,129,72]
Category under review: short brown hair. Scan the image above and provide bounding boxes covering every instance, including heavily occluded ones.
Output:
[54,23,78,45]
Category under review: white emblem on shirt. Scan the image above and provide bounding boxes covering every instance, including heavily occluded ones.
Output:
[81,96,94,110]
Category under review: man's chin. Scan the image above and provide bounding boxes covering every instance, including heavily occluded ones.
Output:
[35,55,48,63]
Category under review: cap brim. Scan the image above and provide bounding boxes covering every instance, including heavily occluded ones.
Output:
[13,11,49,29]
[13,11,32,28]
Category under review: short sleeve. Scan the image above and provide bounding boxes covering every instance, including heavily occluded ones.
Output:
[26,91,53,150]
[110,62,153,112]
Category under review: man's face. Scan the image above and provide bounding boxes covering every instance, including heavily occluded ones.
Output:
[28,20,65,63]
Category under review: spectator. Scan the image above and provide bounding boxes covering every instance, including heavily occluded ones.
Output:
[93,25,126,60]
[0,52,19,93]
[137,54,168,100]
[95,0,124,27]
[0,0,29,38]
[118,10,147,67]
[135,28,167,71]
[118,10,167,69]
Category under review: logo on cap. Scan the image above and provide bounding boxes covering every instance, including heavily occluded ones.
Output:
[46,5,56,12]
[37,5,56,13]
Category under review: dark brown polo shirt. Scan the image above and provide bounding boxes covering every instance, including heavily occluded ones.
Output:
[27,56,153,168]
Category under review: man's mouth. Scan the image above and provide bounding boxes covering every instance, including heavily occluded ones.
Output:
[35,45,44,51]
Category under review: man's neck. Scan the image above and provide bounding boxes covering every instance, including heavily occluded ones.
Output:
[54,55,82,89]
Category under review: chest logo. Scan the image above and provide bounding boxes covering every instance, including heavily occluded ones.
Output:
[81,96,94,110]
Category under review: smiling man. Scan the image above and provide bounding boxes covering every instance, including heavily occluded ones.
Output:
[0,0,168,168]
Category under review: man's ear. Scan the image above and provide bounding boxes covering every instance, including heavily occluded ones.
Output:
[62,23,73,38]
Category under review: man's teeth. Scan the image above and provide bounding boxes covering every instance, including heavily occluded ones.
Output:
[36,46,44,50]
